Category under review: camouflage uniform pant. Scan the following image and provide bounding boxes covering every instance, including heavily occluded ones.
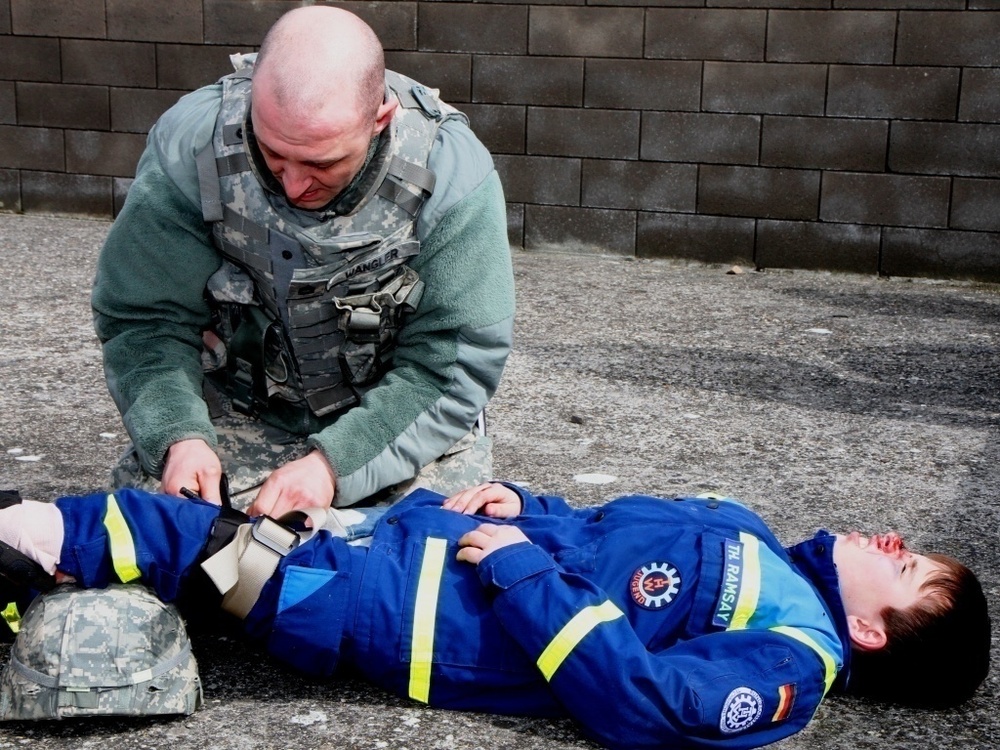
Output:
[112,390,493,514]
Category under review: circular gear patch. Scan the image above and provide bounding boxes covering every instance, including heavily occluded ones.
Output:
[629,561,681,609]
[720,686,764,734]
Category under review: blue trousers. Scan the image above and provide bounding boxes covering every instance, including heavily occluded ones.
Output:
[54,489,368,675]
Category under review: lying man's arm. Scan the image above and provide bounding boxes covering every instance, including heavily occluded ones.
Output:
[458,526,830,750]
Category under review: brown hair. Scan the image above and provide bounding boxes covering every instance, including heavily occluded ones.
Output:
[847,554,991,707]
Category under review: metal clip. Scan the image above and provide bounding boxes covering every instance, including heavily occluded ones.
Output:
[250,516,300,557]
[410,85,442,119]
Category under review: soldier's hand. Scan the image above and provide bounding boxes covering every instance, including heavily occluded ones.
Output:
[442,483,522,518]
[162,439,224,504]
[248,450,336,518]
[456,523,530,565]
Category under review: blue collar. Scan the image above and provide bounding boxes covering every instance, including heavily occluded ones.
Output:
[785,531,853,692]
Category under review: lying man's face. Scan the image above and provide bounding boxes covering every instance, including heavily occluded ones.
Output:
[833,531,945,640]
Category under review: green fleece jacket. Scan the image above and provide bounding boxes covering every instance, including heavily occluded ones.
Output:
[92,81,515,505]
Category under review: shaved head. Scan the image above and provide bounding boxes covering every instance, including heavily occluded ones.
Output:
[248,7,397,209]
[254,6,385,125]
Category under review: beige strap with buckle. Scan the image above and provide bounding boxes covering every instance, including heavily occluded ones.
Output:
[200,508,328,619]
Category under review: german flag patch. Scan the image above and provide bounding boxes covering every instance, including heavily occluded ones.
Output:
[771,683,795,722]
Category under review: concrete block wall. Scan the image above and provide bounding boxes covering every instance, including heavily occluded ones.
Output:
[1,1,998,281]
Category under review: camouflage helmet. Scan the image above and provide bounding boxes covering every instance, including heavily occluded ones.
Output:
[0,584,202,720]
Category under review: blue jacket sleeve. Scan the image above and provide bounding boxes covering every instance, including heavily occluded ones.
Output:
[477,545,828,750]
[499,483,581,517]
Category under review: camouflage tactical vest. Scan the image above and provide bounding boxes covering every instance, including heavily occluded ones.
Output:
[195,54,465,418]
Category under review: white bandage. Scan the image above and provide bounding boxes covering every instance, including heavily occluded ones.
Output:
[0,500,63,575]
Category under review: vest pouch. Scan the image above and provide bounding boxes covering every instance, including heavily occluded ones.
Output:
[226,305,280,416]
[206,260,256,305]
[340,341,379,385]
[334,266,424,386]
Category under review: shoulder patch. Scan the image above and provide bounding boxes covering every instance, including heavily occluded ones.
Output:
[720,686,763,735]
[629,561,681,609]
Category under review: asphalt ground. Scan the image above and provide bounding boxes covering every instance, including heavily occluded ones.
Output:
[0,212,997,750]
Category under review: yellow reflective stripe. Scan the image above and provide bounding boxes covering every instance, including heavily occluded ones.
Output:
[103,493,141,583]
[408,537,448,703]
[537,600,624,681]
[729,532,761,630]
[1,601,21,634]
[772,625,838,696]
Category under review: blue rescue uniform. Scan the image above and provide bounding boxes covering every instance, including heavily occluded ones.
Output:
[54,485,851,750]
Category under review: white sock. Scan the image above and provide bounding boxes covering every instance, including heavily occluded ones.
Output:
[0,500,64,575]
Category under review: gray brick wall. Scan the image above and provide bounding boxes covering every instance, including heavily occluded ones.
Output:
[1,1,999,281]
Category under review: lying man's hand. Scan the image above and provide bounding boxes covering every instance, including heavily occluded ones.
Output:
[456,523,530,565]
[442,483,522,518]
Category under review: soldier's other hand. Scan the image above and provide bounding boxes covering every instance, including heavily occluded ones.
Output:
[456,523,529,565]
[248,450,336,518]
[442,483,522,518]
[162,439,223,504]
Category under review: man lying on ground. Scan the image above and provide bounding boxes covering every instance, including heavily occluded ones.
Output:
[0,482,990,749]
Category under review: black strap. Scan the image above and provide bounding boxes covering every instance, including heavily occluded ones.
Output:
[227,306,274,416]
[177,491,249,634]
[217,152,251,177]
[219,473,233,510]
[0,540,57,596]
[179,472,234,509]
[204,506,249,559]
[179,475,248,560]
[0,489,22,509]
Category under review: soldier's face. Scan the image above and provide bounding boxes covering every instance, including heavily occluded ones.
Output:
[251,90,394,210]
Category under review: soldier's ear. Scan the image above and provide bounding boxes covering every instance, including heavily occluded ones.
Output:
[372,98,397,135]
[847,614,887,651]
